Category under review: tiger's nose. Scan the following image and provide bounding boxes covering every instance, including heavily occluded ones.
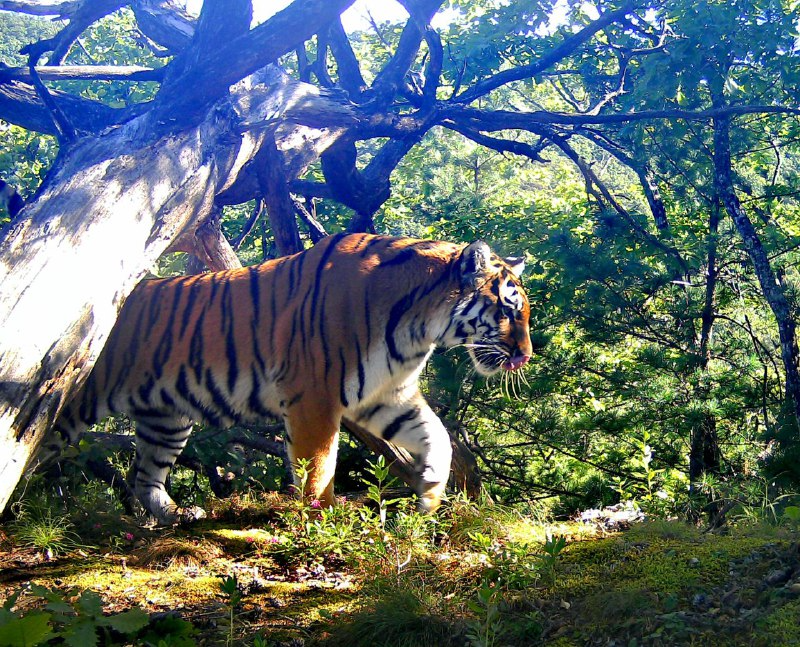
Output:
[503,354,530,371]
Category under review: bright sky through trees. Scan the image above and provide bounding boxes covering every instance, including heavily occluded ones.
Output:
[183,0,457,31]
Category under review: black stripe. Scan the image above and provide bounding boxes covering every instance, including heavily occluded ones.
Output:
[205,368,240,423]
[248,368,273,418]
[359,403,384,421]
[379,247,415,268]
[78,381,98,425]
[354,336,365,401]
[385,287,419,362]
[383,408,419,441]
[189,309,206,382]
[224,293,239,393]
[268,260,284,358]
[109,302,147,394]
[249,266,261,326]
[359,235,386,258]
[136,427,182,450]
[137,375,156,405]
[208,273,221,304]
[151,457,177,470]
[364,291,372,351]
[297,285,313,359]
[179,280,201,339]
[252,316,267,375]
[321,290,331,378]
[176,367,221,426]
[160,388,175,408]
[310,233,346,337]
[145,281,165,333]
[352,234,370,252]
[153,316,174,380]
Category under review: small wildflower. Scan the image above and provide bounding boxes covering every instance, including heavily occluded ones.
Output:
[310,499,322,509]
[124,532,134,541]
[269,537,280,544]
[245,536,255,543]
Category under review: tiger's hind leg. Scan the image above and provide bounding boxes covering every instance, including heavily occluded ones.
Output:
[284,407,340,509]
[355,393,453,512]
[129,415,204,525]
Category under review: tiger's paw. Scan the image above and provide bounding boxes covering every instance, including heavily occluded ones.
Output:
[151,505,206,526]
[175,506,207,524]
[416,481,447,513]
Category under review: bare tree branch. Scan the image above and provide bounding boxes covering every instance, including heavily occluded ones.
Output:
[0,65,164,83]
[149,0,356,131]
[131,0,195,54]
[326,18,366,96]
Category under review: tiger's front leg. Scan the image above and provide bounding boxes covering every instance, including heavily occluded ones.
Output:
[355,393,453,512]
[284,405,341,509]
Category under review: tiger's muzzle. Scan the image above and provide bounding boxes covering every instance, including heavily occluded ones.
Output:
[503,354,530,371]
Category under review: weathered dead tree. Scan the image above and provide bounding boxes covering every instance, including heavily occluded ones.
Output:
[0,0,356,513]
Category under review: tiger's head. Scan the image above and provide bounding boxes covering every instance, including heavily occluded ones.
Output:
[444,241,533,377]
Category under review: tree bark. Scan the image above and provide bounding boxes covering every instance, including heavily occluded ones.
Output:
[0,67,351,514]
[713,114,800,430]
[688,200,721,520]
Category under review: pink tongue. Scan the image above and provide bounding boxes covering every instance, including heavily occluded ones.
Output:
[503,355,530,371]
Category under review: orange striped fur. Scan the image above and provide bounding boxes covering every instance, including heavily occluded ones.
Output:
[51,234,532,523]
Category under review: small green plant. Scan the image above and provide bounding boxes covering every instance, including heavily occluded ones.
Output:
[361,455,403,529]
[11,504,82,558]
[466,584,503,647]
[536,533,567,586]
[469,532,541,592]
[218,575,243,647]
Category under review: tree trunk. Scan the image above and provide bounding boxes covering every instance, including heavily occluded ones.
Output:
[689,201,721,512]
[0,66,349,514]
[713,114,800,430]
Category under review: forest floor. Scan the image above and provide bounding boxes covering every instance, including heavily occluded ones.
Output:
[1,492,799,646]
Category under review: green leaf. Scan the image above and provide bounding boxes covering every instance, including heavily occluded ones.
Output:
[0,613,54,647]
[99,607,149,634]
[1,593,21,614]
[62,619,98,647]
[782,506,800,523]
[75,592,102,619]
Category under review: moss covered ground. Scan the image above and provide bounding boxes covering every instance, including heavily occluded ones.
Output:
[1,494,799,646]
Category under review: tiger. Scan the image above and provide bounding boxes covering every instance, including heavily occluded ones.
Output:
[46,233,533,524]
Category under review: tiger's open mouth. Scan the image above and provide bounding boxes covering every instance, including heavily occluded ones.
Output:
[468,346,530,376]
[503,354,530,371]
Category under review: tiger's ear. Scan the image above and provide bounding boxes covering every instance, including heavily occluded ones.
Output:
[459,241,492,288]
[504,256,526,277]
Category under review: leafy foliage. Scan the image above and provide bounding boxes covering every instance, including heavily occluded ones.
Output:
[0,584,195,647]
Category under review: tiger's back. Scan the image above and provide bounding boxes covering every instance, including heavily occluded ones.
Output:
[53,233,532,523]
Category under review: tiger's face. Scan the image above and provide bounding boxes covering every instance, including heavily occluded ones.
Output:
[445,241,533,377]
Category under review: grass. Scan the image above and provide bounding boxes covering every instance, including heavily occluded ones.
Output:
[11,505,83,558]
[314,588,461,647]
[3,491,800,646]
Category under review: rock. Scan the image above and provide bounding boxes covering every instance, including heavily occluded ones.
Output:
[764,567,793,587]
